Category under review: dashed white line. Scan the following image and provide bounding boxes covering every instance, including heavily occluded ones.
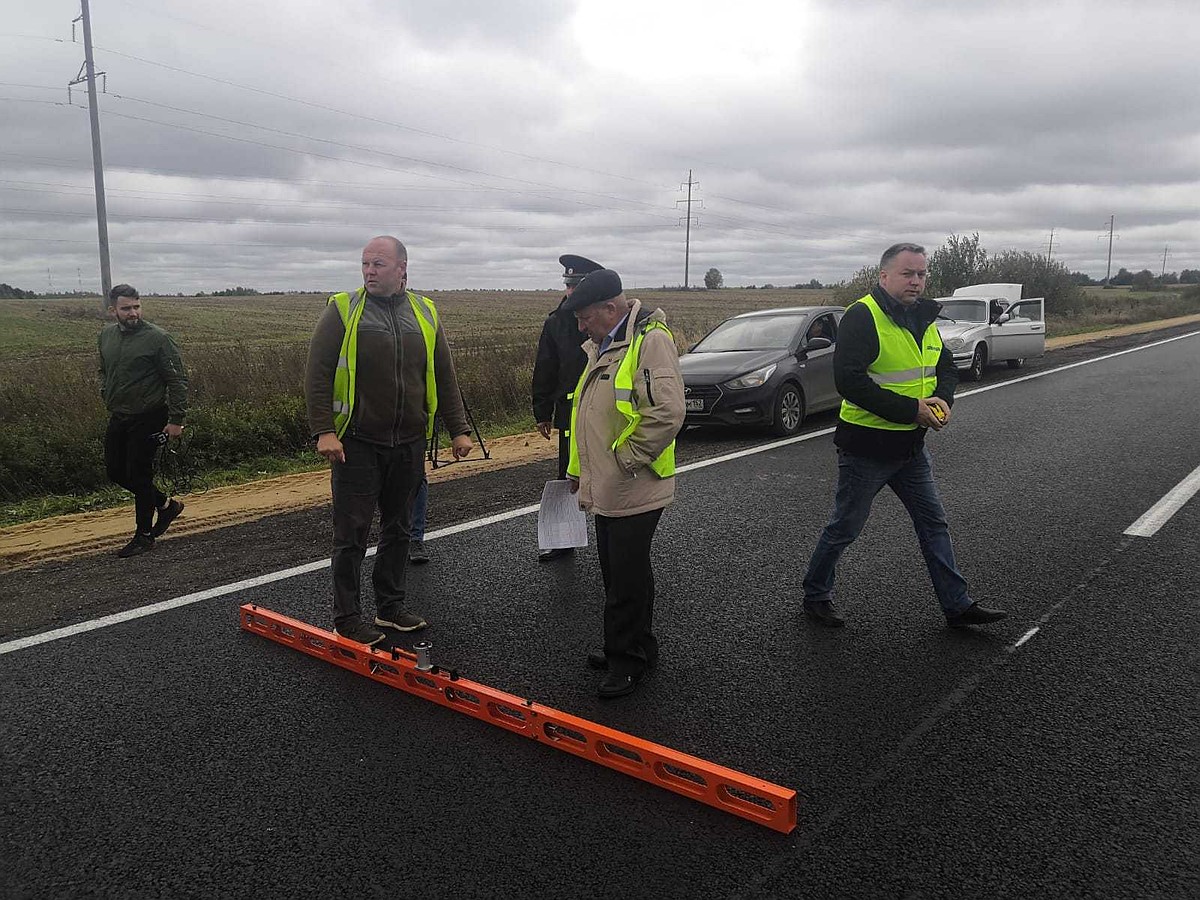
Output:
[1013,627,1040,649]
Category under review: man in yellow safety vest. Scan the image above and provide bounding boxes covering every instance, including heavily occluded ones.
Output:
[801,243,1007,629]
[565,268,685,698]
[305,236,472,646]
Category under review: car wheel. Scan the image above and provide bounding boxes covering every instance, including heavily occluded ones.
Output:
[967,345,987,381]
[1006,358,1025,370]
[771,383,805,436]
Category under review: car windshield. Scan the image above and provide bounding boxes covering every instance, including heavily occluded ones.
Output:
[935,299,989,323]
[692,314,804,352]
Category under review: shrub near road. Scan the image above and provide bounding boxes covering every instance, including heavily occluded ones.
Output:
[2,285,1198,523]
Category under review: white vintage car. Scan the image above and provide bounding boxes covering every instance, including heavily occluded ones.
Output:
[934,283,1046,381]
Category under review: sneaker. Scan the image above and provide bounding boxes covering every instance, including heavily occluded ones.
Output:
[334,621,386,647]
[538,547,575,562]
[375,610,428,632]
[946,602,1008,628]
[408,540,430,565]
[117,532,155,559]
[597,672,639,699]
[151,499,185,538]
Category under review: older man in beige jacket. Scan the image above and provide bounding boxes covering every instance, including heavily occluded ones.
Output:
[565,269,685,698]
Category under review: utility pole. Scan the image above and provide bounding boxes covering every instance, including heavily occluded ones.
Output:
[1104,215,1115,286]
[69,0,112,311]
[1046,227,1055,263]
[1161,245,1169,279]
[675,170,701,289]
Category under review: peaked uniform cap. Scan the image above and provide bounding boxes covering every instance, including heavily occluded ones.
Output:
[559,254,604,286]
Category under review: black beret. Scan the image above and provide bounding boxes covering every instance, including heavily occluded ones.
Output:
[562,268,622,312]
[559,254,603,286]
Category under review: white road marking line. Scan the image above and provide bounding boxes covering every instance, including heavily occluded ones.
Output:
[1124,462,1200,537]
[2,329,1197,657]
[1013,627,1040,648]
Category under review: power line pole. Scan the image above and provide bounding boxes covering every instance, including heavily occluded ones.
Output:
[675,170,701,289]
[69,0,112,311]
[1046,227,1055,263]
[1161,245,1170,279]
[1104,215,1115,286]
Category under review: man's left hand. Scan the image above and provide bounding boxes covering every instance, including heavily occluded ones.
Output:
[164,424,185,439]
[451,434,473,460]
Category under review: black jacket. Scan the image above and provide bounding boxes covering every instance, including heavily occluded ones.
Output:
[833,285,958,460]
[531,296,588,429]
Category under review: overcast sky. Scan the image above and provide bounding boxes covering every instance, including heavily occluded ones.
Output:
[2,0,1197,294]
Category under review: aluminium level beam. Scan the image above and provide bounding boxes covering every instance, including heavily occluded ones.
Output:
[239,603,797,833]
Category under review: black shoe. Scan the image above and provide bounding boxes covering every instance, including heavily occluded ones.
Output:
[151,499,185,538]
[803,600,845,628]
[538,547,575,562]
[946,602,1008,628]
[587,650,608,670]
[408,540,430,565]
[334,621,386,647]
[597,672,639,699]
[375,609,428,632]
[117,532,154,559]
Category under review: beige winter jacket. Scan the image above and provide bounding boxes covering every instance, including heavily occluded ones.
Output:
[572,301,685,517]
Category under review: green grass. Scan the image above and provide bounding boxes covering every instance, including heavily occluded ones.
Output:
[2,284,1195,525]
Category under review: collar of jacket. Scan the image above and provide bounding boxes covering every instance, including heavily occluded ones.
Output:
[584,299,661,357]
[871,284,941,331]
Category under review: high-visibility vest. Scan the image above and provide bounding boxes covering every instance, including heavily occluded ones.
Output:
[328,287,439,439]
[567,319,676,478]
[839,293,942,431]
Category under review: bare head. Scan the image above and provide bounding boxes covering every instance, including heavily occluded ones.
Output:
[878,242,928,306]
[108,283,142,327]
[362,236,408,296]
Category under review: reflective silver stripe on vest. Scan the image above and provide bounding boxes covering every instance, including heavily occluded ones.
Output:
[336,356,349,370]
[332,401,348,414]
[867,365,937,385]
[614,387,634,402]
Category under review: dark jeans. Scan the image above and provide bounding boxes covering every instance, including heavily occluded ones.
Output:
[803,447,972,615]
[331,436,425,628]
[104,408,168,534]
[595,508,664,677]
[411,475,428,541]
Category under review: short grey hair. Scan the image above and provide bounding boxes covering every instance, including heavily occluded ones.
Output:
[880,243,926,269]
[370,235,408,262]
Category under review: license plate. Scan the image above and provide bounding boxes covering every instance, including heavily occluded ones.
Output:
[685,398,705,412]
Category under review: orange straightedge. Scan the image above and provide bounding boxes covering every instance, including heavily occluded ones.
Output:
[239,603,797,833]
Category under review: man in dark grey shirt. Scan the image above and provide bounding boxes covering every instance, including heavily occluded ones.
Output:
[305,236,471,646]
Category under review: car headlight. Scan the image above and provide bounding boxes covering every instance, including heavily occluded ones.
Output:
[944,337,965,351]
[725,363,777,390]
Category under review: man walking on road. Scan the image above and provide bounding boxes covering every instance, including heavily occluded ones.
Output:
[802,243,1007,629]
[532,253,602,561]
[98,284,188,559]
[305,236,472,647]
[566,269,685,697]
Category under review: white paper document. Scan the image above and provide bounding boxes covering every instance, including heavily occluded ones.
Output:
[537,479,588,550]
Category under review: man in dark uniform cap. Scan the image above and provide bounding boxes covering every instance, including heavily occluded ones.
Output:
[531,253,603,561]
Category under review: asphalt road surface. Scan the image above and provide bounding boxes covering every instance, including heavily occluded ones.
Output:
[3,327,1198,899]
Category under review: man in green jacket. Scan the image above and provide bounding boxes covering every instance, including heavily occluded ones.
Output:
[98,284,189,558]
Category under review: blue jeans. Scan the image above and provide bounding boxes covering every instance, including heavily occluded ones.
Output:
[803,447,972,615]
[410,475,428,541]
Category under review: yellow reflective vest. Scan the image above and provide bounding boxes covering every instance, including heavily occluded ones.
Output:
[568,319,676,478]
[839,293,942,431]
[328,288,440,439]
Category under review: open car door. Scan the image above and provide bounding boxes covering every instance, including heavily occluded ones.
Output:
[991,298,1045,361]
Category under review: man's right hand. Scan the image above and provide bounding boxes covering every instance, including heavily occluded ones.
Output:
[536,421,553,440]
[316,432,345,464]
[915,399,946,430]
[568,476,579,494]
